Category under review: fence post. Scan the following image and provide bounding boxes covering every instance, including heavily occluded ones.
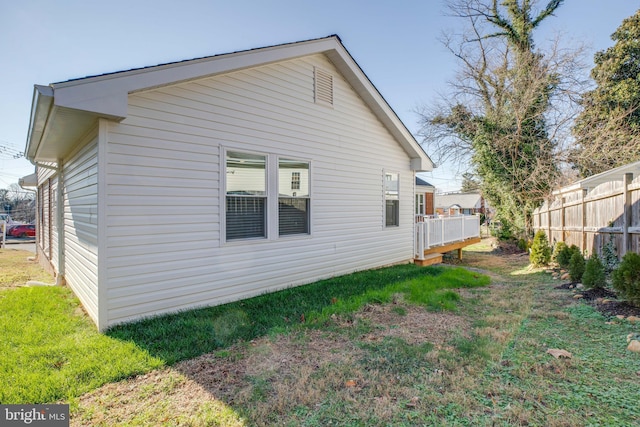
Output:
[560,195,564,246]
[547,199,552,243]
[622,173,633,256]
[581,188,587,253]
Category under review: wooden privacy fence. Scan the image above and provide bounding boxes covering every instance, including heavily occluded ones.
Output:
[532,172,640,258]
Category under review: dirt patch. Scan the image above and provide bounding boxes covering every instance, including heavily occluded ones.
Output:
[552,283,640,318]
[72,303,472,426]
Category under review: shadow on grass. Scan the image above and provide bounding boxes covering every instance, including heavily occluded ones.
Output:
[106,264,450,365]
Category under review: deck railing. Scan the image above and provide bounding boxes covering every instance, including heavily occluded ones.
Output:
[415,214,481,260]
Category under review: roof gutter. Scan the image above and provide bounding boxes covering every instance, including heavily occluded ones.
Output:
[25,85,54,163]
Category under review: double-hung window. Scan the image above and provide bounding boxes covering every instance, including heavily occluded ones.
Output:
[416,193,425,215]
[385,172,399,227]
[278,159,310,236]
[225,150,311,240]
[226,151,267,240]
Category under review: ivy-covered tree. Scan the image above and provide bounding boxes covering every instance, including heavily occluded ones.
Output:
[571,9,640,176]
[417,0,580,238]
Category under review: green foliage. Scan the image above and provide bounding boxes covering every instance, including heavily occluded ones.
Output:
[552,241,568,263]
[569,251,585,283]
[572,10,640,175]
[422,1,564,237]
[557,244,580,269]
[601,236,619,273]
[612,252,640,306]
[582,253,606,289]
[529,230,551,266]
[517,238,530,252]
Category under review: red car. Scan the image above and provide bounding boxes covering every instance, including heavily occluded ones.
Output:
[8,224,36,238]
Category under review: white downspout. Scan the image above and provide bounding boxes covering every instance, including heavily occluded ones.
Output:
[55,159,65,286]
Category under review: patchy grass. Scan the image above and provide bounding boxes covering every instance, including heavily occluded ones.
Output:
[74,240,639,426]
[6,241,639,426]
[0,248,53,289]
[2,250,487,409]
[107,264,487,364]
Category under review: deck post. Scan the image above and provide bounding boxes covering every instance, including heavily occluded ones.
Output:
[416,222,425,260]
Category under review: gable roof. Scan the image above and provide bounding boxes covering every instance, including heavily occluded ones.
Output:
[26,35,433,171]
[435,192,483,210]
[415,176,434,187]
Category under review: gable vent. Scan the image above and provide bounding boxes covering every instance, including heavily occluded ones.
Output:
[314,67,333,106]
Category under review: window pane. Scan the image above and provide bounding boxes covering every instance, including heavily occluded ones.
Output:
[279,198,309,235]
[279,159,309,197]
[386,200,399,226]
[226,151,266,196]
[385,173,399,226]
[226,151,267,240]
[385,173,399,199]
[226,196,266,240]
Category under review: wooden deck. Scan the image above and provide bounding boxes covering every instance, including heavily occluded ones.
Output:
[414,236,482,266]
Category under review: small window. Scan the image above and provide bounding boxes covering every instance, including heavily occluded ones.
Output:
[279,159,310,236]
[416,193,425,215]
[314,67,333,106]
[291,172,300,190]
[226,151,267,240]
[385,173,399,227]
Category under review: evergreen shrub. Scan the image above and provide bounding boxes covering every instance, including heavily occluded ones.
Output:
[582,253,606,289]
[612,252,640,307]
[569,251,585,283]
[529,230,551,267]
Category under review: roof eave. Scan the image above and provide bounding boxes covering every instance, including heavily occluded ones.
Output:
[25,85,54,161]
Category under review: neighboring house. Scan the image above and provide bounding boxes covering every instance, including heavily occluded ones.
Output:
[415,176,435,216]
[435,192,489,216]
[24,35,434,330]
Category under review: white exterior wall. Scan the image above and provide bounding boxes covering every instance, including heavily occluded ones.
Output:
[62,132,100,325]
[36,166,57,272]
[103,54,416,326]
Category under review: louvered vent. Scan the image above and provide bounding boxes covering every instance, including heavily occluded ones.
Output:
[314,67,333,106]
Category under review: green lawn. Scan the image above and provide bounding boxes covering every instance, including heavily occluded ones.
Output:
[0,250,487,405]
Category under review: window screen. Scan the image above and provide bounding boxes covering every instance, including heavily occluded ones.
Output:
[226,151,267,240]
[279,159,310,236]
[385,173,399,227]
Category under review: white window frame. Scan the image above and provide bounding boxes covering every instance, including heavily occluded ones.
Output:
[222,147,312,244]
[224,149,268,241]
[384,171,400,227]
[277,158,311,237]
[416,193,425,215]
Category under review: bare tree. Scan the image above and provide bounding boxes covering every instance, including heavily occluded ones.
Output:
[417,0,587,236]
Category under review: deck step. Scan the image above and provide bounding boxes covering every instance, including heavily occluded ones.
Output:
[414,253,443,267]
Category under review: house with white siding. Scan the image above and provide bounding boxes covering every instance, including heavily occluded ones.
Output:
[24,35,434,330]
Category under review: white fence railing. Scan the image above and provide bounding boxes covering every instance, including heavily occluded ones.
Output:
[415,214,481,260]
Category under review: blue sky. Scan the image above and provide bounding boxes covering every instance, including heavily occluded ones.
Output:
[1,1,638,191]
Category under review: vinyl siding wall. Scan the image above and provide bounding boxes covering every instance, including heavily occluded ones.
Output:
[36,167,57,272]
[62,132,100,325]
[103,54,416,326]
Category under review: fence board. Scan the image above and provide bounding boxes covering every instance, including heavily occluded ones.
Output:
[533,172,639,259]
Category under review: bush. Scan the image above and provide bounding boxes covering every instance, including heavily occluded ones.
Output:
[601,236,619,273]
[612,252,640,307]
[552,241,568,263]
[517,238,529,252]
[582,253,606,289]
[569,251,585,283]
[557,244,580,269]
[529,230,551,267]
